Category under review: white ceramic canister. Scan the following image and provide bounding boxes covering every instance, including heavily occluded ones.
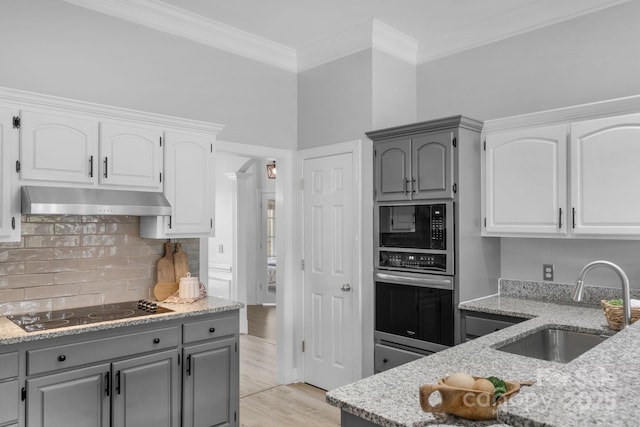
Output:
[179,272,199,299]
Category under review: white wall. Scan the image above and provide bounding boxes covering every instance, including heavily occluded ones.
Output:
[417,1,640,122]
[372,50,417,129]
[0,0,297,149]
[417,0,640,288]
[298,50,373,149]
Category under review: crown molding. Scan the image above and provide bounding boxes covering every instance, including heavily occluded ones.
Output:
[417,0,629,63]
[482,93,640,134]
[62,0,298,72]
[0,86,224,134]
[63,0,627,72]
[371,20,418,65]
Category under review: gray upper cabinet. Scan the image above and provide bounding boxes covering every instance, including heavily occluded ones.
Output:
[370,119,458,202]
[412,131,453,200]
[374,138,411,201]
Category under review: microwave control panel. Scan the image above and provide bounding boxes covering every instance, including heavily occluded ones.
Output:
[430,205,445,249]
[379,251,447,272]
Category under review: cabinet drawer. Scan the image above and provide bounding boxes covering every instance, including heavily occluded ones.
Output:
[0,379,20,424]
[374,343,425,373]
[465,315,521,339]
[0,352,19,380]
[183,315,237,344]
[28,327,179,375]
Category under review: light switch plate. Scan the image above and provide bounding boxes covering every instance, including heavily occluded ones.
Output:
[543,264,554,281]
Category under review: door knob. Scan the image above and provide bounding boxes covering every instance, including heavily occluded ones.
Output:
[340,283,351,292]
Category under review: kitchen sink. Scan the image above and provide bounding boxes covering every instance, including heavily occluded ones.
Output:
[495,327,609,363]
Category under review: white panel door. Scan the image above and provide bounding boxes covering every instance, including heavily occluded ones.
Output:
[571,113,640,235]
[303,153,354,390]
[484,124,567,235]
[99,122,163,190]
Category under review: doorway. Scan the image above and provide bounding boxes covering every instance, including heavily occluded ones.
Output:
[259,192,277,305]
[212,141,296,385]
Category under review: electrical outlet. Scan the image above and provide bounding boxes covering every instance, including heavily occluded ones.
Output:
[218,244,224,254]
[543,264,554,281]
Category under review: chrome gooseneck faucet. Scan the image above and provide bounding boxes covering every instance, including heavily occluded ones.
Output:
[572,260,631,329]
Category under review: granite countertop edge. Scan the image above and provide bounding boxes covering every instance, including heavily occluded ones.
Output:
[327,295,639,427]
[0,296,243,345]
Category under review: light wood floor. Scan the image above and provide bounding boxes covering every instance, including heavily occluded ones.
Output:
[240,305,340,427]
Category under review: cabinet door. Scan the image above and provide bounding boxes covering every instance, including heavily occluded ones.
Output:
[163,131,214,235]
[19,109,98,184]
[0,380,20,425]
[112,350,179,427]
[26,363,110,427]
[412,131,453,200]
[374,138,411,201]
[483,124,567,236]
[183,337,238,427]
[99,122,163,190]
[571,113,640,235]
[0,106,20,241]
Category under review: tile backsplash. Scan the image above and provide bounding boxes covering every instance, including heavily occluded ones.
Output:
[0,215,198,315]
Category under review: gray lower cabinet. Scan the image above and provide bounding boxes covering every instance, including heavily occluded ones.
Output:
[112,350,180,427]
[26,363,110,427]
[0,351,21,427]
[15,310,239,427]
[462,310,525,341]
[182,337,238,427]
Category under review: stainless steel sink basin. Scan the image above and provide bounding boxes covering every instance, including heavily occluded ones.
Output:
[496,328,608,363]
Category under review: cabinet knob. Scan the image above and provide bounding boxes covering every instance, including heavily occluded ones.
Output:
[58,355,66,362]
[209,327,216,333]
[383,358,388,364]
[153,338,160,344]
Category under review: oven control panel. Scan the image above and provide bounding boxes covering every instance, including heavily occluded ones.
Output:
[379,251,447,272]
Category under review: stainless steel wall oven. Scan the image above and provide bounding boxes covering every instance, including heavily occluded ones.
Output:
[374,201,456,372]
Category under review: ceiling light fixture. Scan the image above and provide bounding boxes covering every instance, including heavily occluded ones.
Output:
[266,161,277,179]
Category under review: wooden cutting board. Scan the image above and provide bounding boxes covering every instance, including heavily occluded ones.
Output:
[153,282,179,301]
[157,242,176,283]
[173,243,190,281]
[154,242,177,300]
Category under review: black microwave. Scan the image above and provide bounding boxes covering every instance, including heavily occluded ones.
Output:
[375,202,454,275]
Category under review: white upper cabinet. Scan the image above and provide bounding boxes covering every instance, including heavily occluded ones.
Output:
[99,122,163,191]
[141,131,215,238]
[570,113,640,235]
[483,124,567,236]
[19,109,97,185]
[0,105,20,241]
[482,95,640,239]
[19,109,165,191]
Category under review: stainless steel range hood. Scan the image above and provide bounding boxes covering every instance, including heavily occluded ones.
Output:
[21,186,172,216]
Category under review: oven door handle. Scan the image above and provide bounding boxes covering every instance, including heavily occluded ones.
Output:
[375,272,453,290]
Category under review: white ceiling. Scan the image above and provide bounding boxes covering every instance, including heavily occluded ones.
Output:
[64,0,629,71]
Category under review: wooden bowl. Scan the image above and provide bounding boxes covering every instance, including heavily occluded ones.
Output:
[419,376,522,420]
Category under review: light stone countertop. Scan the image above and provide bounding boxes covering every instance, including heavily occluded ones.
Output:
[0,296,243,346]
[327,285,638,427]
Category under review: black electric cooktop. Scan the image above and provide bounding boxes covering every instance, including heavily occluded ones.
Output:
[7,300,173,332]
